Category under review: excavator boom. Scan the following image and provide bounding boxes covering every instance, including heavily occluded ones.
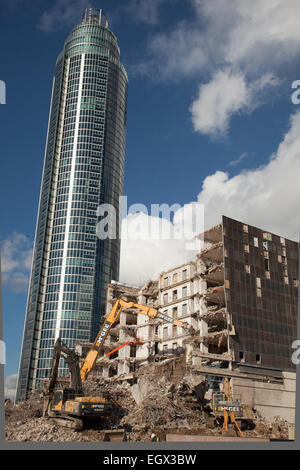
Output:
[80,298,189,382]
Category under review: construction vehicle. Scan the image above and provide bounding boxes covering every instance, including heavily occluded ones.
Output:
[80,297,190,382]
[42,338,111,430]
[43,297,190,430]
[212,377,244,437]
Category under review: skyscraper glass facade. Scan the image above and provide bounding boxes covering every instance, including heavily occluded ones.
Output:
[16,9,128,401]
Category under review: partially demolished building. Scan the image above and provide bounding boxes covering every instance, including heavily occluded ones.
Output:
[77,216,299,423]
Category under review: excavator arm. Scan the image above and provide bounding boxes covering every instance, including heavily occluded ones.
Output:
[97,338,144,362]
[43,338,83,416]
[80,298,189,382]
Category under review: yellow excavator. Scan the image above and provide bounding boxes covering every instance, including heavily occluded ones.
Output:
[42,337,110,430]
[80,298,190,381]
[212,377,244,437]
[43,297,190,430]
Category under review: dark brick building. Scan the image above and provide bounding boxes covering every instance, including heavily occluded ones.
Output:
[222,216,299,371]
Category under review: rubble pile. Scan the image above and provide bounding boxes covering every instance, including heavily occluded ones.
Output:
[5,417,98,442]
[5,391,42,424]
[249,414,290,440]
[84,374,210,441]
[5,356,291,441]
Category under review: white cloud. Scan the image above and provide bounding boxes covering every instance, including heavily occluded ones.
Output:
[190,69,279,137]
[38,0,92,32]
[119,211,201,285]
[190,70,248,137]
[196,110,300,239]
[1,233,32,293]
[222,0,300,68]
[143,0,300,80]
[5,374,17,401]
[135,0,300,135]
[120,110,300,284]
[229,152,250,167]
[139,20,209,81]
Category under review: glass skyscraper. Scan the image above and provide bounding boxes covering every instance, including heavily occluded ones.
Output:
[16,9,128,401]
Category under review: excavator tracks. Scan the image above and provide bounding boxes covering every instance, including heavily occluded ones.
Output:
[50,416,83,431]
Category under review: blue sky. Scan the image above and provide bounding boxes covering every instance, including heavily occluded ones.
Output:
[2,0,300,395]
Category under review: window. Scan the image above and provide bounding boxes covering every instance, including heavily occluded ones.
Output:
[264,258,270,271]
[256,354,261,364]
[182,286,187,298]
[244,244,249,253]
[163,293,168,305]
[256,277,261,288]
[53,391,63,406]
[245,264,250,273]
[182,269,187,280]
[239,351,245,362]
[254,237,258,247]
[243,232,248,243]
[172,342,177,352]
[163,327,168,339]
[164,277,169,287]
[243,224,248,233]
[182,303,188,315]
[172,307,178,319]
[130,345,136,358]
[256,288,262,297]
[163,344,168,353]
[173,290,178,301]
[173,273,178,284]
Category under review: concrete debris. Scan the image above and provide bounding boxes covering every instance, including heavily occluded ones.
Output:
[5,357,291,442]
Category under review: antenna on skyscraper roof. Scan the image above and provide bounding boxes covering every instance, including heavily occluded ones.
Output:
[82,8,108,28]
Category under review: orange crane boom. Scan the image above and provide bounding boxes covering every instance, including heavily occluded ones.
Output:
[80,298,189,381]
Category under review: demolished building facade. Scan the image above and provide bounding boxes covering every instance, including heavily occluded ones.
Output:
[77,216,299,423]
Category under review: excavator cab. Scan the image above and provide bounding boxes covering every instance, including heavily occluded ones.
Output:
[51,389,64,411]
[51,388,77,411]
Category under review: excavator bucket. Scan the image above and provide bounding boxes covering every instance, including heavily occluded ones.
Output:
[100,429,126,442]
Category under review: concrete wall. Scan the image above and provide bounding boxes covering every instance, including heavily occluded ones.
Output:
[232,371,296,424]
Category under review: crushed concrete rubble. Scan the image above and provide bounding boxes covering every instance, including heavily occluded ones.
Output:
[5,357,291,442]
